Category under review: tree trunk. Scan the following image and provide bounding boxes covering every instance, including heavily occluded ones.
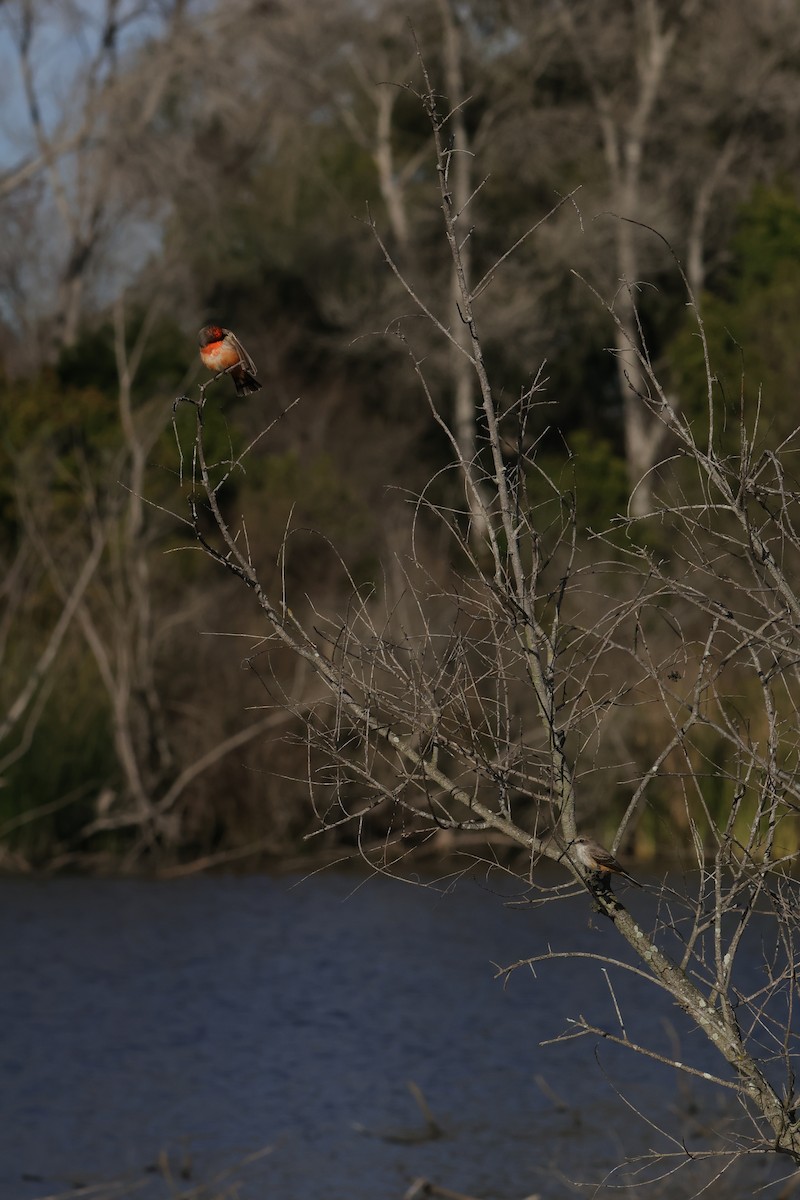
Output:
[437,0,492,550]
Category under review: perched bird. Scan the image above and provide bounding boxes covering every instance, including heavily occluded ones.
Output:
[573,836,642,887]
[198,324,262,396]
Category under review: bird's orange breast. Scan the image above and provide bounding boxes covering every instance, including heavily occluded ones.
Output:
[200,339,240,370]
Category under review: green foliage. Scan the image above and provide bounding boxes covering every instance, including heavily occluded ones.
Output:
[527,430,629,532]
[247,449,377,589]
[669,184,800,454]
[57,312,190,395]
[180,121,385,332]
[726,182,800,293]
[565,430,629,529]
[0,651,119,861]
[56,327,118,393]
[0,372,113,544]
[0,312,191,543]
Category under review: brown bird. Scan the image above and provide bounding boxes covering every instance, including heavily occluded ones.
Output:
[573,836,642,887]
[198,324,262,396]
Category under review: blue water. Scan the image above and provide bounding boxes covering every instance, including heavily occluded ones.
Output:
[0,870,780,1199]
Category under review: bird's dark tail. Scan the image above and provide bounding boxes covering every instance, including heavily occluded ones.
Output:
[234,370,262,397]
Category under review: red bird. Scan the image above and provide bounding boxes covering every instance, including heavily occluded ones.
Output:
[198,324,262,396]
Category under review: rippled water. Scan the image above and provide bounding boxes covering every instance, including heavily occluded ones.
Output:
[0,870,781,1199]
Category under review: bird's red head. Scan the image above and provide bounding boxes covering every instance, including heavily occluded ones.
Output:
[198,324,226,347]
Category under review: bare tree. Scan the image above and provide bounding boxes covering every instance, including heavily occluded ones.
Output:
[682,1,800,297]
[252,0,493,546]
[553,0,700,515]
[539,0,800,516]
[170,47,800,1187]
[0,0,192,361]
[6,289,322,865]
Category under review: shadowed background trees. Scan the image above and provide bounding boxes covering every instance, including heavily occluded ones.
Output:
[2,0,800,869]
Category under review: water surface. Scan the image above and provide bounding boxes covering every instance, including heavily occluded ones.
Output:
[0,870,774,1199]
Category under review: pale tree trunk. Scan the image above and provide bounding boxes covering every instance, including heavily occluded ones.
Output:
[113,297,176,794]
[614,219,665,516]
[613,1,680,515]
[9,0,191,354]
[686,133,740,299]
[374,86,411,248]
[336,6,490,546]
[559,0,696,516]
[339,44,428,253]
[686,35,785,300]
[16,3,109,351]
[436,0,492,549]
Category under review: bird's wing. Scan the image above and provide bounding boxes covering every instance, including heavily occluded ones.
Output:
[592,845,621,870]
[228,333,257,374]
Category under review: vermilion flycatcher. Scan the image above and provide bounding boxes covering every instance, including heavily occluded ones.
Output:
[198,324,262,396]
[573,836,642,887]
